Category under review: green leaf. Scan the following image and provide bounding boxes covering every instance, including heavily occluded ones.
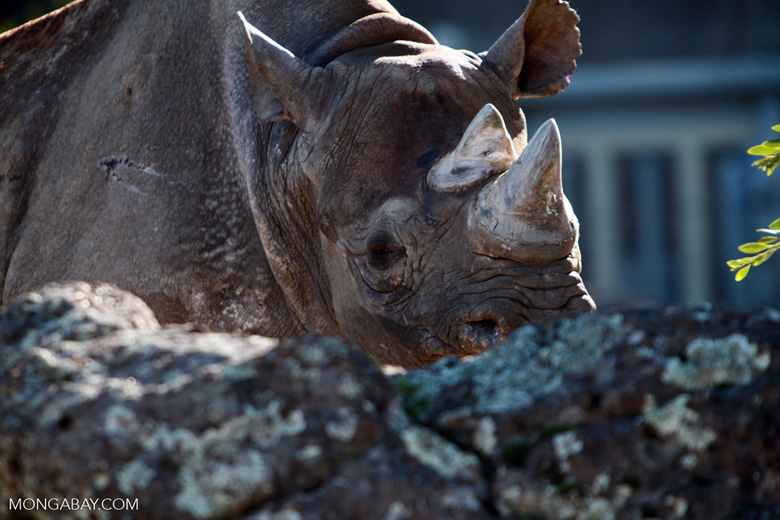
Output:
[730,125,780,282]
[755,248,777,266]
[727,259,744,269]
[750,154,780,176]
[755,155,780,164]
[767,161,779,177]
[752,158,770,168]
[748,145,774,156]
[738,242,770,254]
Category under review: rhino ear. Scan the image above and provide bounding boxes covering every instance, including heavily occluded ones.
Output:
[481,0,581,99]
[238,12,325,132]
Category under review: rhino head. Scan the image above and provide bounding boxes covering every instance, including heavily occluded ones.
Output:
[238,0,595,366]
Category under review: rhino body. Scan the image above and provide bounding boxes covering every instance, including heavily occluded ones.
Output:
[0,0,594,366]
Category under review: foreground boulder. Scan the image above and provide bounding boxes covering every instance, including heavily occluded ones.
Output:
[1,282,778,519]
[398,306,780,519]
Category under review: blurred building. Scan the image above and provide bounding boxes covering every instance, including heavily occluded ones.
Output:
[394,0,780,308]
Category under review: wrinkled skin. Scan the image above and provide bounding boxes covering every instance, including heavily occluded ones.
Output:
[1,0,594,367]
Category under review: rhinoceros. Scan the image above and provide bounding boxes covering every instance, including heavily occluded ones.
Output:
[0,0,594,366]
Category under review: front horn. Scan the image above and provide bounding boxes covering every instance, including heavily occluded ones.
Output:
[467,118,578,264]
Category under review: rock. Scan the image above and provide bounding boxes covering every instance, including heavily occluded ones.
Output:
[0,281,159,347]
[397,304,780,520]
[247,426,488,520]
[1,284,779,519]
[0,283,491,519]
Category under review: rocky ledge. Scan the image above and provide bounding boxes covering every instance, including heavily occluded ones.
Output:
[1,282,778,519]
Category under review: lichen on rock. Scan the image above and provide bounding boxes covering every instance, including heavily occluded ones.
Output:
[642,394,716,451]
[395,313,626,420]
[662,333,771,390]
[399,425,481,482]
[552,430,583,472]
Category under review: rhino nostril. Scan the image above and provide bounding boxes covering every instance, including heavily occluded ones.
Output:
[455,318,504,353]
[468,319,500,336]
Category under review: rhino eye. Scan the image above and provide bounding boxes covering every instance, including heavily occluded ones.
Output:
[367,237,404,271]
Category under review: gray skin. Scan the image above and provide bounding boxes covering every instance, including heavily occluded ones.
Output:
[0,0,594,367]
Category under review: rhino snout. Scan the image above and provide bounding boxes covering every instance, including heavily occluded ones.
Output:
[447,276,595,356]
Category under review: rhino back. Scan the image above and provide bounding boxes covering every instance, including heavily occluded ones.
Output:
[0,0,130,308]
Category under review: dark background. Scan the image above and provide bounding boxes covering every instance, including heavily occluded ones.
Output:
[392,0,780,64]
[0,0,70,33]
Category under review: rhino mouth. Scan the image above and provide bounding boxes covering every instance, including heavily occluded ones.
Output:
[417,264,594,363]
